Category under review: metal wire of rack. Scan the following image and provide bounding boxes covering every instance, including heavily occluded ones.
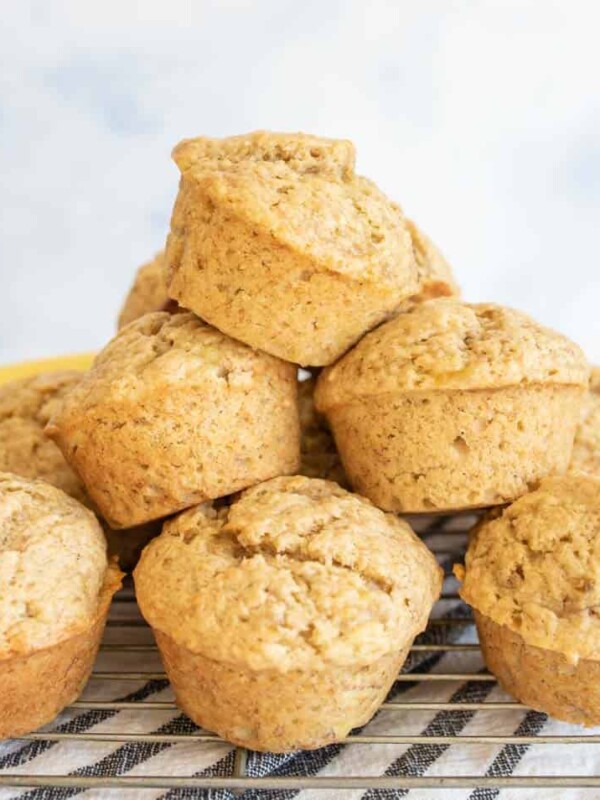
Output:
[1,514,600,796]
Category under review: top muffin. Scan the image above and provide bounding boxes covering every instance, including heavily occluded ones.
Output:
[456,475,600,663]
[316,299,589,409]
[135,475,441,672]
[0,370,87,503]
[165,131,420,366]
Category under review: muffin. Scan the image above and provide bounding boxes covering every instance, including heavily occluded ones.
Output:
[117,251,180,330]
[456,476,600,726]
[315,299,589,513]
[134,475,441,752]
[570,367,600,478]
[0,370,87,503]
[0,473,122,738]
[298,376,348,486]
[406,219,459,303]
[165,131,419,366]
[46,312,300,528]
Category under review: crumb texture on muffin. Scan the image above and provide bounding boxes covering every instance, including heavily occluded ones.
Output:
[570,367,600,477]
[118,251,176,329]
[0,472,109,658]
[457,475,600,663]
[135,476,441,672]
[0,371,87,502]
[316,299,590,409]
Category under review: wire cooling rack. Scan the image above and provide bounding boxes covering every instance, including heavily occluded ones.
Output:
[1,513,600,797]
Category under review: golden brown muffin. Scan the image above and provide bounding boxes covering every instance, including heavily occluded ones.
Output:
[456,476,600,725]
[46,312,300,528]
[316,299,589,513]
[570,367,600,478]
[165,131,419,366]
[0,473,122,738]
[298,377,348,487]
[0,370,87,503]
[117,251,180,330]
[134,475,441,752]
[406,219,459,302]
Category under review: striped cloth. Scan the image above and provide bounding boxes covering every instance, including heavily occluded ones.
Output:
[1,518,599,800]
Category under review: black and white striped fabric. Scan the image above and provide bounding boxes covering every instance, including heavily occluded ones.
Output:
[1,517,598,800]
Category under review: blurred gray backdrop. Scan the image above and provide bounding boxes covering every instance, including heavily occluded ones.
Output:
[1,0,598,363]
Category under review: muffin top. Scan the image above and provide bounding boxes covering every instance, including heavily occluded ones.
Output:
[316,299,589,409]
[0,371,87,502]
[173,130,356,179]
[456,475,600,663]
[171,131,417,289]
[135,476,441,672]
[118,251,177,329]
[49,312,295,415]
[570,368,600,478]
[0,472,112,659]
[406,220,459,302]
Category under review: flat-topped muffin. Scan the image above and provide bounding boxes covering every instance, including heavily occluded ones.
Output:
[0,473,122,737]
[165,131,419,365]
[135,475,441,751]
[46,312,300,528]
[570,367,600,478]
[118,251,180,329]
[316,299,589,513]
[0,370,87,503]
[456,476,600,725]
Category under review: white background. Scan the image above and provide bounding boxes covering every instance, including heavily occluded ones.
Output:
[1,0,598,364]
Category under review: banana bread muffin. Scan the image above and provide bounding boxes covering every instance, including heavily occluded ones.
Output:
[456,476,600,725]
[118,251,180,329]
[165,131,418,366]
[46,312,300,528]
[316,299,589,513]
[570,367,600,478]
[0,472,122,738]
[298,377,348,487]
[0,370,87,503]
[406,219,459,303]
[134,475,441,752]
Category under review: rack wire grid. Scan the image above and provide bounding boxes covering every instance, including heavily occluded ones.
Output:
[1,512,600,798]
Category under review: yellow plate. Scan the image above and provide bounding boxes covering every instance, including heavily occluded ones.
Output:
[0,353,95,386]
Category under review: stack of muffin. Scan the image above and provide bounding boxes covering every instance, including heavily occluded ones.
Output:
[0,132,598,749]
